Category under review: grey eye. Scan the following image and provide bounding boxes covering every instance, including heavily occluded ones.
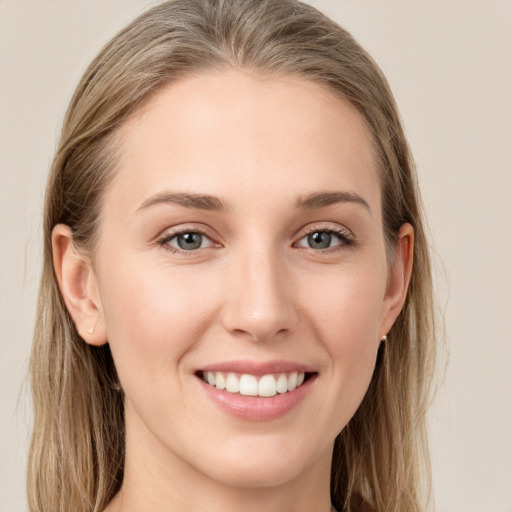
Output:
[296,229,349,251]
[307,231,333,249]
[176,232,203,250]
[160,229,217,253]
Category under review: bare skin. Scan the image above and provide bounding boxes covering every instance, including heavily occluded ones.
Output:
[53,70,413,512]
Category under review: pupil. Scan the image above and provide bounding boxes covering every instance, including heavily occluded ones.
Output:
[308,231,331,249]
[178,232,202,250]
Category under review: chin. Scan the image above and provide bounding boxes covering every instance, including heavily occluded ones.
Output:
[190,432,331,489]
[200,458,305,489]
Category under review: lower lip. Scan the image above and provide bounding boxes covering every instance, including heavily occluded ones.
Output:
[198,374,317,421]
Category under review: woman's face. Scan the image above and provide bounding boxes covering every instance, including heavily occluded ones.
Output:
[80,71,410,490]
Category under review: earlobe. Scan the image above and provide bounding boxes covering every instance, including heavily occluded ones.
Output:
[52,224,108,346]
[380,223,414,336]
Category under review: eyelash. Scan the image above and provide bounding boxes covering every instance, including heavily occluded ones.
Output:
[157,225,354,255]
[157,226,218,255]
[295,225,354,253]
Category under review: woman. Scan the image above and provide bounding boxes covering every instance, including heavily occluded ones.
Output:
[28,1,436,511]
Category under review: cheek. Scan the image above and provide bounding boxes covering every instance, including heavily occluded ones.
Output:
[305,263,386,344]
[301,264,386,412]
[97,261,218,390]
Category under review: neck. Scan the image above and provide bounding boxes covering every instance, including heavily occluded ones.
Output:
[112,474,333,512]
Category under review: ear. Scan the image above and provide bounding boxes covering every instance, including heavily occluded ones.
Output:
[380,223,414,337]
[52,224,108,346]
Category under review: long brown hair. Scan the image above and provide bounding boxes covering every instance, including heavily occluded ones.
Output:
[28,1,436,511]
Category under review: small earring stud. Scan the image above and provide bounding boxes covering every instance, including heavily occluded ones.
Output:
[381,335,387,342]
[87,327,94,335]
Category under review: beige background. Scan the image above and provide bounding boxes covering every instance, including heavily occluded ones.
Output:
[1,0,511,510]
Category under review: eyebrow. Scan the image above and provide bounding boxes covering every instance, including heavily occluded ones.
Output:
[295,191,371,212]
[136,192,228,213]
[136,190,370,214]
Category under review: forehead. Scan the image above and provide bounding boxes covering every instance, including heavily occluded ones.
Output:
[107,70,380,215]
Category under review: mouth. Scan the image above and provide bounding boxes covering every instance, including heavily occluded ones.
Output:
[196,370,314,397]
[195,360,317,420]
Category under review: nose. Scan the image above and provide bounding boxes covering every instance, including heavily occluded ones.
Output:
[220,247,299,342]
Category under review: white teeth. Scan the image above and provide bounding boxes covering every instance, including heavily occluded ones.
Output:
[258,374,277,397]
[276,373,288,394]
[215,372,226,390]
[226,373,239,393]
[287,372,298,391]
[202,370,306,396]
[239,374,258,396]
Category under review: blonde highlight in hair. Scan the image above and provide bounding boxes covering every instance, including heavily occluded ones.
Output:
[29,1,436,511]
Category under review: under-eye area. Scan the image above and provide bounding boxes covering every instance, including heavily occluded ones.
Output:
[196,370,317,397]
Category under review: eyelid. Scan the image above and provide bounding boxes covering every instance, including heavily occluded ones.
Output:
[296,222,353,240]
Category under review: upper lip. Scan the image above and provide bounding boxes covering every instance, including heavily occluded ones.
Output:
[198,359,316,376]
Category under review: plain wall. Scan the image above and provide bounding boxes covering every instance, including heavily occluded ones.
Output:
[1,1,511,510]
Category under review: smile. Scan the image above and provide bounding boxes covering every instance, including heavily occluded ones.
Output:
[196,360,317,420]
[201,371,306,397]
